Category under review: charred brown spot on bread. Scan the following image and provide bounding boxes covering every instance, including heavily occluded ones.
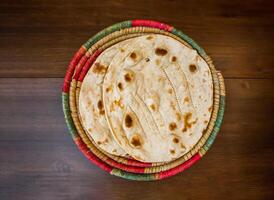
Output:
[99,110,105,115]
[173,137,179,144]
[182,112,197,132]
[189,64,197,73]
[145,57,150,62]
[171,56,177,62]
[180,143,186,151]
[176,113,181,121]
[88,128,92,132]
[169,122,177,131]
[125,114,133,128]
[150,104,156,111]
[93,63,107,74]
[146,35,153,40]
[202,129,207,134]
[112,149,117,153]
[130,52,137,60]
[130,134,142,148]
[120,48,125,52]
[110,98,124,112]
[208,106,212,112]
[106,86,112,93]
[155,48,168,56]
[114,98,124,109]
[117,82,123,90]
[97,100,103,110]
[204,120,208,124]
[184,97,189,103]
[168,88,173,94]
[124,73,133,82]
[170,149,175,154]
[97,141,102,145]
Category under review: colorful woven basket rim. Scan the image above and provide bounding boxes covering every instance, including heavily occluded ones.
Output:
[68,29,220,170]
[62,20,225,181]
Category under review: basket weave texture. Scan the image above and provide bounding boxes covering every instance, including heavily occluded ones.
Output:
[62,20,225,181]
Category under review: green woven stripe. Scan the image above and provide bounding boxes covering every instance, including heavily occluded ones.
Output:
[83,21,132,49]
[111,168,156,181]
[62,93,78,138]
[204,96,225,151]
[215,98,225,128]
[172,28,206,57]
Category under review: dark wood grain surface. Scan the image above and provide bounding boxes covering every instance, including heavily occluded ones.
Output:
[0,1,273,200]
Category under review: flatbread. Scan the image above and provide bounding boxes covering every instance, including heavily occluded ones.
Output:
[79,39,133,157]
[103,34,213,162]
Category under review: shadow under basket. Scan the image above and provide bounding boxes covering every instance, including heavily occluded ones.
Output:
[62,20,226,181]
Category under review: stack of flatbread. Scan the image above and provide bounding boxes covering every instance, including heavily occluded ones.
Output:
[78,34,213,163]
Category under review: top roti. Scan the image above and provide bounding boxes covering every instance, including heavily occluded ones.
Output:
[103,34,213,163]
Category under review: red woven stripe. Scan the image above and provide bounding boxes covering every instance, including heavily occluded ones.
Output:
[131,20,173,32]
[106,158,145,173]
[127,159,152,167]
[79,50,102,82]
[158,153,201,179]
[75,137,113,173]
[72,54,89,81]
[62,47,86,92]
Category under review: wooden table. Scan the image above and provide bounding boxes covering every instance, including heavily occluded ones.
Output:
[1,1,273,199]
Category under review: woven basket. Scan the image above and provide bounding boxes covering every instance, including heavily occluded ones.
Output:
[62,20,225,181]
